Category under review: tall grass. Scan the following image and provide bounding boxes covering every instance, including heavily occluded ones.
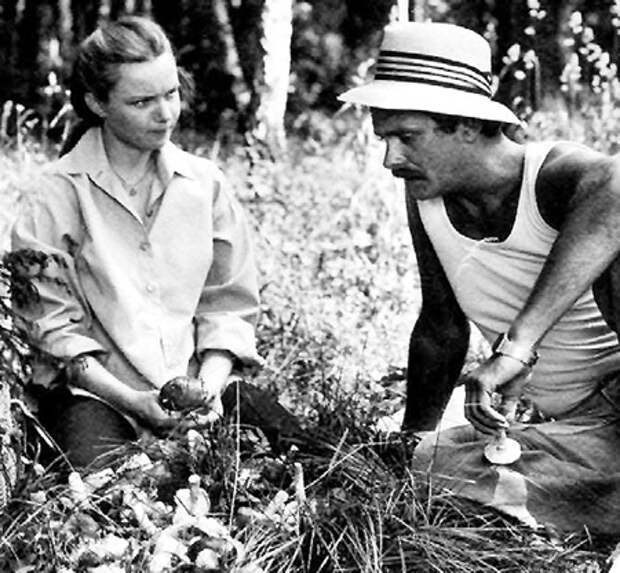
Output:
[0,108,613,571]
[3,14,620,562]
[221,120,420,423]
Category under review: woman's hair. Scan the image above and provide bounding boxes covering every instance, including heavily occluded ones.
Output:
[61,15,174,155]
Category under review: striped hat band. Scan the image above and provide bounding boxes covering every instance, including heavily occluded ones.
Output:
[374,50,492,98]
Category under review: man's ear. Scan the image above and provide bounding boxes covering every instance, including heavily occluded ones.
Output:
[457,118,483,143]
[84,92,106,119]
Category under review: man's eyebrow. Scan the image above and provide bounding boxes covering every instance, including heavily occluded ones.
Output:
[378,127,424,136]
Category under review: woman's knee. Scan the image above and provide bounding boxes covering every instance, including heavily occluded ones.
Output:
[37,385,136,469]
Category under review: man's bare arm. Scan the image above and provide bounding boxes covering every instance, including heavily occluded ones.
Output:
[403,195,470,431]
[465,146,620,432]
[509,146,620,347]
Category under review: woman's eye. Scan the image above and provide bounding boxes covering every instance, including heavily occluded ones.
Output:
[165,88,179,100]
[132,100,148,108]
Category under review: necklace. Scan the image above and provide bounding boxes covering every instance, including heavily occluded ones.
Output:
[111,157,159,222]
[113,158,155,195]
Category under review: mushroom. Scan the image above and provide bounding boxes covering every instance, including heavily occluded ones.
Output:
[483,429,521,465]
[159,376,207,410]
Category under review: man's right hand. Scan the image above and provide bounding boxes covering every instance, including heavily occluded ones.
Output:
[462,354,532,434]
[133,389,181,433]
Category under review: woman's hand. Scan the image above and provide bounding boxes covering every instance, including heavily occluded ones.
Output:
[133,389,180,433]
[462,354,532,434]
[159,375,225,423]
[196,349,234,422]
[188,393,223,425]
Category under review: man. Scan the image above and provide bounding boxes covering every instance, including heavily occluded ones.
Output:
[340,22,620,534]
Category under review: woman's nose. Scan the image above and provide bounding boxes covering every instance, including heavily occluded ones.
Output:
[154,99,172,122]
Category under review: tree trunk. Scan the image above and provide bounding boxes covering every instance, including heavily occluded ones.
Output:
[412,0,426,22]
[212,0,251,113]
[58,0,73,61]
[71,0,101,42]
[0,0,20,100]
[252,0,293,153]
[396,0,408,21]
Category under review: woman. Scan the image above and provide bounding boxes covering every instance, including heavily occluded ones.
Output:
[11,16,261,468]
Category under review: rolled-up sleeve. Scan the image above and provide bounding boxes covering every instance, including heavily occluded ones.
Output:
[10,175,105,368]
[194,171,261,366]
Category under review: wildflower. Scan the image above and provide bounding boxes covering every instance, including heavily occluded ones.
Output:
[523,50,538,70]
[43,78,61,97]
[506,43,521,63]
[569,11,583,33]
[583,27,595,44]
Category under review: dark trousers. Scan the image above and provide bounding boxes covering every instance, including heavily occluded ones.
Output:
[37,385,137,470]
[34,378,303,470]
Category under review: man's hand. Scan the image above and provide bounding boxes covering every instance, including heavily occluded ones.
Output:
[463,354,532,434]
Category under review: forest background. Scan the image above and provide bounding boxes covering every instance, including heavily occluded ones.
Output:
[2,0,620,571]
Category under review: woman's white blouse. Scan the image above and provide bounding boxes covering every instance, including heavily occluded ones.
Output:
[11,127,261,391]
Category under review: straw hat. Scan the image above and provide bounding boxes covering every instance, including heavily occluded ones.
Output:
[339,22,520,125]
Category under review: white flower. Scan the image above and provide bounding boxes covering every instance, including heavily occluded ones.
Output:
[523,50,538,69]
[569,11,583,29]
[582,27,595,43]
[507,43,521,62]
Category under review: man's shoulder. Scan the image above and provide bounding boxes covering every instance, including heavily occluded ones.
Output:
[535,140,611,228]
[538,141,606,187]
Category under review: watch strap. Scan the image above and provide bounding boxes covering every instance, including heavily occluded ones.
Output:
[491,333,539,368]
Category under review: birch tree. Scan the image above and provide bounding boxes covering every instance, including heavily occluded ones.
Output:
[251,0,293,152]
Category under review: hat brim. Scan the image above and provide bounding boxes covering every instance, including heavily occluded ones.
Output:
[339,80,521,125]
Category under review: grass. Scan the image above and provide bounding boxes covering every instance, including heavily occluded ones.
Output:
[0,108,615,571]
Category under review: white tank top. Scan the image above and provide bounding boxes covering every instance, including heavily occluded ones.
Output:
[417,141,620,417]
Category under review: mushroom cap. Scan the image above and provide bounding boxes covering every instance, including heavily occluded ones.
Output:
[159,376,206,410]
[483,434,522,465]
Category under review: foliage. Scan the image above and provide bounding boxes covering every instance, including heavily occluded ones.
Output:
[0,106,615,570]
[6,0,620,139]
[0,0,394,135]
[3,11,620,566]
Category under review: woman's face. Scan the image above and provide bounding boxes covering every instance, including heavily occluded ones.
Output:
[92,51,181,152]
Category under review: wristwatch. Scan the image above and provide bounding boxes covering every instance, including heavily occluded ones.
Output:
[491,332,539,368]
